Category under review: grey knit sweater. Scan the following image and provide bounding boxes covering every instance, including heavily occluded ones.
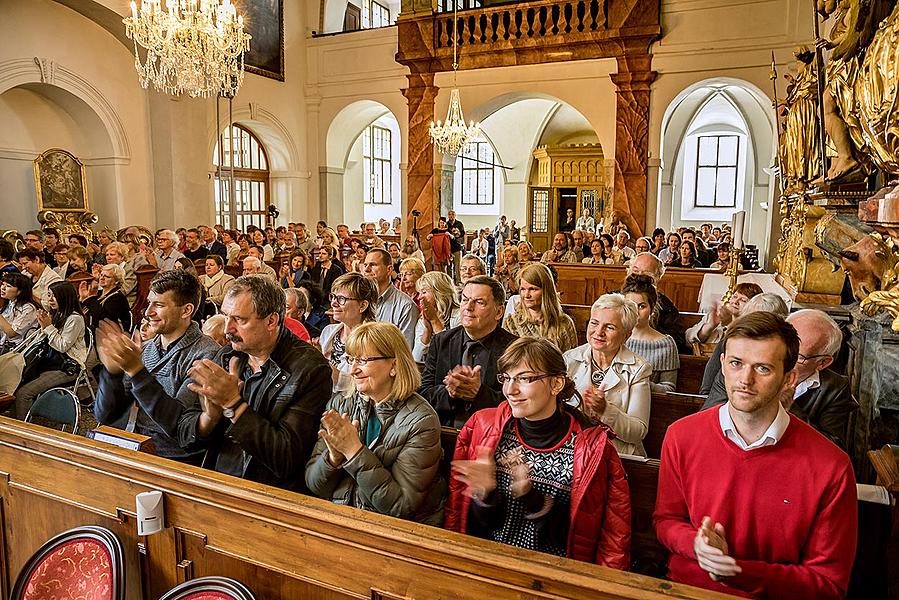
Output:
[625,335,679,393]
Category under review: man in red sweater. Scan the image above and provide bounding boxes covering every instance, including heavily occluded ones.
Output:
[653,312,857,599]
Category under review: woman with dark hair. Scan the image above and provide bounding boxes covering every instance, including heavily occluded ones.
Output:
[599,233,618,264]
[236,234,251,264]
[319,273,379,391]
[13,281,88,418]
[621,274,679,393]
[0,272,39,352]
[297,281,329,335]
[658,232,682,265]
[311,245,347,297]
[306,322,445,524]
[651,228,666,256]
[202,255,235,305]
[447,337,630,567]
[279,250,311,288]
[0,240,19,274]
[674,240,701,268]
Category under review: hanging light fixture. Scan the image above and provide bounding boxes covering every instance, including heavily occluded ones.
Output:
[124,0,251,98]
[429,1,480,156]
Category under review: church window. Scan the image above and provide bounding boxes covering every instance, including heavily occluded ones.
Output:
[694,134,738,208]
[363,124,392,205]
[213,125,270,232]
[362,0,391,28]
[457,138,497,206]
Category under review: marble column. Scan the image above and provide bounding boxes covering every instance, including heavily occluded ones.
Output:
[610,54,656,238]
[402,71,438,239]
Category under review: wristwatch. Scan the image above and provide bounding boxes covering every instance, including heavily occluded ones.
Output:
[222,400,244,420]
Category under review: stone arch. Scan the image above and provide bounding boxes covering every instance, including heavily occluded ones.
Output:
[657,77,776,257]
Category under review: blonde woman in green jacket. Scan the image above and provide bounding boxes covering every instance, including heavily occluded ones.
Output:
[305,321,445,525]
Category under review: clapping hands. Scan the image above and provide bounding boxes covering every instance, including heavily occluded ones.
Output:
[694,516,741,581]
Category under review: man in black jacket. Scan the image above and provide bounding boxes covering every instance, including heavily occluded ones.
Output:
[199,225,227,261]
[94,270,220,464]
[702,309,857,449]
[184,275,331,490]
[446,210,465,285]
[419,275,517,427]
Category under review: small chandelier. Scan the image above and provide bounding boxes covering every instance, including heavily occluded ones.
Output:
[429,2,480,156]
[123,0,251,98]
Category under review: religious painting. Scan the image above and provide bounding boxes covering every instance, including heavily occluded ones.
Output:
[235,0,284,81]
[33,148,89,212]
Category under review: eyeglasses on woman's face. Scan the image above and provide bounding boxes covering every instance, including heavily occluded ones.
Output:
[497,373,553,385]
[328,293,359,306]
[346,356,392,367]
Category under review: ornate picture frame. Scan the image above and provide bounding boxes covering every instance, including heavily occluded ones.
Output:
[33,148,89,212]
[235,0,284,81]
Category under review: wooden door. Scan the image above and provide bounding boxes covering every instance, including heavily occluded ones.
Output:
[343,4,361,31]
[527,186,551,254]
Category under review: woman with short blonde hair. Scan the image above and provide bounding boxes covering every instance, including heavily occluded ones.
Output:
[412,271,461,362]
[398,257,426,299]
[503,262,577,352]
[306,321,445,525]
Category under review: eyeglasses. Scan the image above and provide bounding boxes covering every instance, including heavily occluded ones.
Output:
[346,356,392,367]
[497,373,554,385]
[460,296,490,308]
[797,353,829,364]
[328,293,359,306]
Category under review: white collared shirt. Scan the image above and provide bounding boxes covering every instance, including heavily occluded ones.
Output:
[719,402,790,451]
[794,370,821,400]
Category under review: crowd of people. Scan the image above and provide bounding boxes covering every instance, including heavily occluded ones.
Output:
[0,215,860,599]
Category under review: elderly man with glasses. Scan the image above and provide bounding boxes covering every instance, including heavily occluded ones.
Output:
[152,229,184,272]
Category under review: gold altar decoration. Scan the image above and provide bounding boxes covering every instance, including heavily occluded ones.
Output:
[33,148,98,238]
[38,210,99,239]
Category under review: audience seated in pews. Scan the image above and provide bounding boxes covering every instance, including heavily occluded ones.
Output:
[0,272,39,354]
[621,274,679,393]
[307,322,446,524]
[703,308,858,450]
[364,249,418,348]
[563,293,652,457]
[653,312,857,599]
[184,275,332,491]
[447,337,630,568]
[502,262,577,353]
[626,252,687,352]
[685,282,762,346]
[420,276,517,428]
[541,233,578,264]
[412,271,461,363]
[94,271,219,465]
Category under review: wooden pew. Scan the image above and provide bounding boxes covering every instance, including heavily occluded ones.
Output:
[0,418,726,600]
[132,264,159,326]
[551,263,711,312]
[643,393,706,459]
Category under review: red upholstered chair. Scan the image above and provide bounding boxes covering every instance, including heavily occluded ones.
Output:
[159,577,256,600]
[11,526,124,600]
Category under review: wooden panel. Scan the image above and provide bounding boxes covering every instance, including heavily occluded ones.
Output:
[0,418,732,600]
[553,264,710,312]
[643,393,706,459]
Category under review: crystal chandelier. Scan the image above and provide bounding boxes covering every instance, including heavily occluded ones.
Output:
[429,2,480,156]
[123,0,251,98]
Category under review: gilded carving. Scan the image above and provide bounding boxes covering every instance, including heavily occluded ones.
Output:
[779,48,822,192]
[856,2,899,175]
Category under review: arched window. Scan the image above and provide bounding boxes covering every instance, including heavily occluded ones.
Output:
[213,124,270,231]
[363,123,392,205]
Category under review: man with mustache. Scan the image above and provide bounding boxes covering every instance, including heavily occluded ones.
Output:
[653,312,857,599]
[94,270,220,465]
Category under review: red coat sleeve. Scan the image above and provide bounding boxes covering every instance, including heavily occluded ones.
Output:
[652,431,697,560]
[595,446,631,570]
[443,418,476,533]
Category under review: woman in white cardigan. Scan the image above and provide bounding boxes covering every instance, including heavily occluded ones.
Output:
[563,293,652,457]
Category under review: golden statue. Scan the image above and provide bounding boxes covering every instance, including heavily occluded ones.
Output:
[816,0,890,181]
[780,47,822,190]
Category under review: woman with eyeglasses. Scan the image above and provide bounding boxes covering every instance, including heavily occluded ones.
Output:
[319,273,379,391]
[0,272,40,353]
[13,281,88,419]
[563,293,651,457]
[310,245,346,298]
[503,262,577,352]
[446,337,630,567]
[412,271,460,362]
[306,322,445,524]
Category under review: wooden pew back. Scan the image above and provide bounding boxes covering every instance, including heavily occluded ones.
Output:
[0,418,724,600]
[643,393,706,459]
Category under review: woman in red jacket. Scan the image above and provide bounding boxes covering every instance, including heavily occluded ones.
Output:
[446,337,631,569]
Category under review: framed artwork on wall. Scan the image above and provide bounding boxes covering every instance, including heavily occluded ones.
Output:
[33,148,89,212]
[235,0,284,81]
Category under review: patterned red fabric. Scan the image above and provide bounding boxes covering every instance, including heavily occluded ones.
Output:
[181,593,236,600]
[22,538,113,600]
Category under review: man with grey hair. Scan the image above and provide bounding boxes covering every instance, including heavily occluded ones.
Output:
[703,308,856,449]
[243,254,277,282]
[153,229,183,272]
[459,253,486,285]
[184,275,332,490]
[626,252,687,352]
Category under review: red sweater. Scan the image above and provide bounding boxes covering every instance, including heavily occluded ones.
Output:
[653,407,857,599]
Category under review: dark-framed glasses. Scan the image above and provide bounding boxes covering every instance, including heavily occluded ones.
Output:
[797,353,830,364]
[346,356,392,367]
[328,293,359,306]
[497,373,554,385]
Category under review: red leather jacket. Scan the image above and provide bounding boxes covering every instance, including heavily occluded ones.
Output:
[444,403,631,569]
